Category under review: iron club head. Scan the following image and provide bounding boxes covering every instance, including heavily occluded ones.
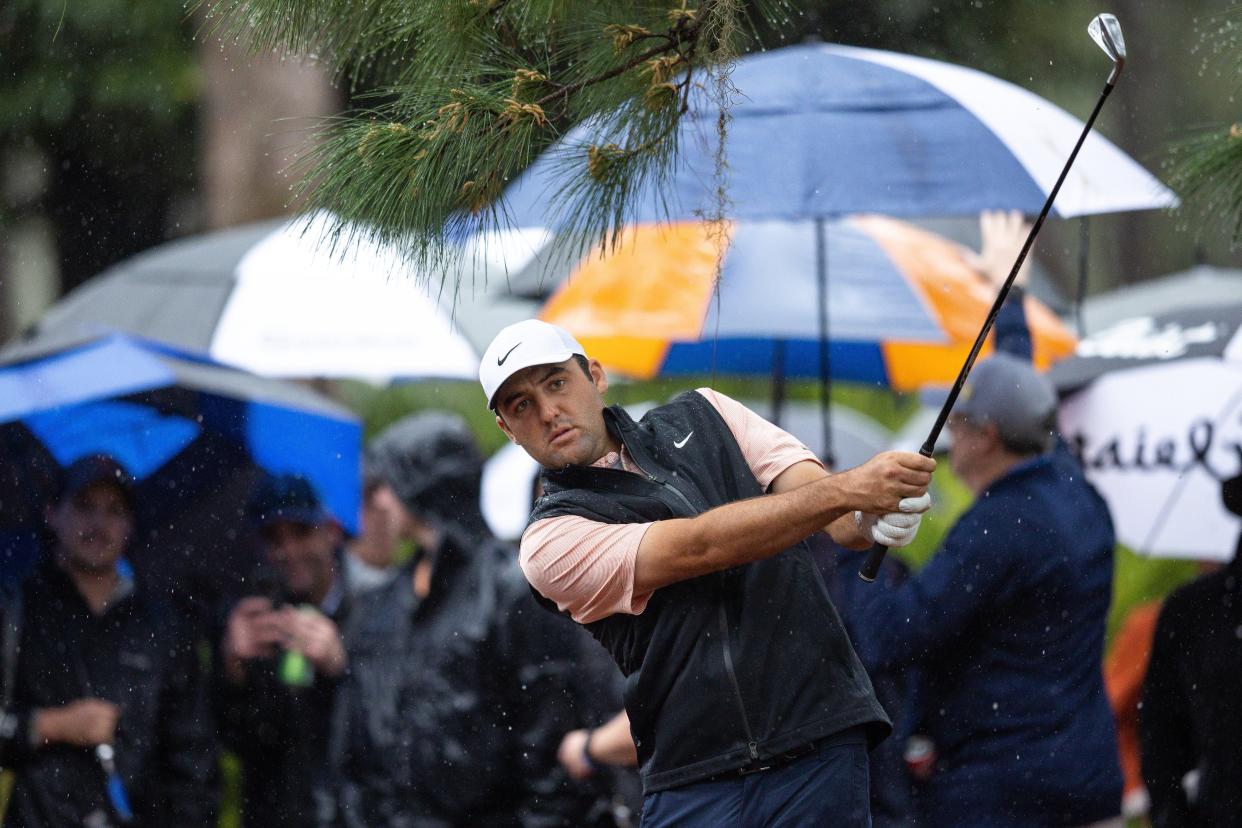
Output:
[1088,14,1126,84]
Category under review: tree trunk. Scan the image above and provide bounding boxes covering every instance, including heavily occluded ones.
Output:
[199,31,342,229]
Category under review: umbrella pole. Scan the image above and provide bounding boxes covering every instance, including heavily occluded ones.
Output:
[1077,217,1091,336]
[771,340,787,428]
[815,217,835,469]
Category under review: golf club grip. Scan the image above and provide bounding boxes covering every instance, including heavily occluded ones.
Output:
[857,443,934,583]
[858,542,888,583]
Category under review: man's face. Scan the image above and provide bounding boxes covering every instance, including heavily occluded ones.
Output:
[359,484,401,562]
[48,482,133,574]
[494,358,613,469]
[370,483,419,541]
[262,520,340,603]
[946,414,995,479]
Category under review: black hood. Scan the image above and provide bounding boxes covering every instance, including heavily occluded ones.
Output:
[367,411,485,533]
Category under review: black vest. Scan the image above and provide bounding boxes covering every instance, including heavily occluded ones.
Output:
[531,392,889,793]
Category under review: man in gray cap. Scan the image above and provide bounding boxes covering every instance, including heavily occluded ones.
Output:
[849,352,1124,827]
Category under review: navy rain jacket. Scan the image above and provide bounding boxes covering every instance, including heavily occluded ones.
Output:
[848,447,1124,826]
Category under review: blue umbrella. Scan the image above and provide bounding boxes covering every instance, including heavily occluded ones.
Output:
[0,334,362,578]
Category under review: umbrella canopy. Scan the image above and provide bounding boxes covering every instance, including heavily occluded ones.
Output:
[521,215,1075,391]
[1080,265,1242,334]
[0,333,362,535]
[31,213,530,382]
[500,41,1176,230]
[1052,305,1242,561]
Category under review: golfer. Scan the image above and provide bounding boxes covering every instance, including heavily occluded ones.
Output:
[481,319,935,826]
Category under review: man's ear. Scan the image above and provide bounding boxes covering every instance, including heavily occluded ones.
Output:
[589,359,609,395]
[496,414,517,444]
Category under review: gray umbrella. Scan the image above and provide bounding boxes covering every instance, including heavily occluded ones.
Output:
[35,223,275,352]
[1079,265,1242,335]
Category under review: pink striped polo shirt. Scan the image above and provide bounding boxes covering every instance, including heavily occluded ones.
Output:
[519,389,821,624]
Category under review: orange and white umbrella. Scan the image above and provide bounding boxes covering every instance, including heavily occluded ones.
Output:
[528,214,1075,392]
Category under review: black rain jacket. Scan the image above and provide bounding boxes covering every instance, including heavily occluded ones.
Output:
[327,522,599,826]
[213,569,350,828]
[0,559,216,828]
[1141,547,1242,827]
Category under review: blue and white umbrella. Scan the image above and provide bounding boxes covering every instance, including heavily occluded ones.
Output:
[501,41,1176,227]
[0,334,363,579]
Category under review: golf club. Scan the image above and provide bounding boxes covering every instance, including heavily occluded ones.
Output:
[859,13,1128,583]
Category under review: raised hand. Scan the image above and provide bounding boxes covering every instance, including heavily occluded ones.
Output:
[965,209,1033,290]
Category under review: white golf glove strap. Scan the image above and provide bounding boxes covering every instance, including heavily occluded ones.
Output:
[855,493,932,548]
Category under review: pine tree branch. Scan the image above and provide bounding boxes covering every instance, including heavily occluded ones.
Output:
[537,38,678,108]
[196,0,777,274]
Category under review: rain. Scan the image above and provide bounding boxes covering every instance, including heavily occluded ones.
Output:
[3,1,1242,827]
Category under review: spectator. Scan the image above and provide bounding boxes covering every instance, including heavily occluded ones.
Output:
[342,463,400,597]
[0,454,216,827]
[554,644,642,828]
[1104,600,1161,820]
[1139,473,1242,827]
[328,411,597,826]
[851,350,1124,825]
[215,473,349,828]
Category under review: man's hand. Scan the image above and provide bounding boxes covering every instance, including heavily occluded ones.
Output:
[222,596,285,684]
[33,699,120,748]
[856,492,933,548]
[557,729,595,780]
[279,606,346,678]
[836,451,936,516]
[966,209,1033,290]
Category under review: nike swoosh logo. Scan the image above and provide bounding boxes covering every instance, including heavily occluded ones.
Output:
[497,342,521,366]
[673,431,693,449]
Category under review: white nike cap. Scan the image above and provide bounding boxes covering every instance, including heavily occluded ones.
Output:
[480,319,587,410]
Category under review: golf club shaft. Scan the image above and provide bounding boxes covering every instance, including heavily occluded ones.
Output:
[858,78,1116,583]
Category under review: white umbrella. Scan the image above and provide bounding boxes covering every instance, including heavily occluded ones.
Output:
[1053,305,1242,561]
[212,213,480,380]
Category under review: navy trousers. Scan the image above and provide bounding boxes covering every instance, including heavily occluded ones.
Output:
[641,731,872,827]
